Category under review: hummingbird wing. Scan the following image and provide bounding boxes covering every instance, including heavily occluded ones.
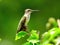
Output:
[17,16,27,33]
[15,16,28,40]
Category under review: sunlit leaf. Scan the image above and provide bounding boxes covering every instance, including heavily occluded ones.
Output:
[27,30,39,43]
[23,42,32,45]
[15,31,28,40]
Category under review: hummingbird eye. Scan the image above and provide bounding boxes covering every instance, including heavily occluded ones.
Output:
[25,9,32,13]
[27,10,31,12]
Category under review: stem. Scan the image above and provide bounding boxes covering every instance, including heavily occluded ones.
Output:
[33,43,34,45]
[56,37,60,45]
[57,19,60,28]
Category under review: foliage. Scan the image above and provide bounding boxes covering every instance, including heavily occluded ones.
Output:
[23,30,40,45]
[15,31,28,40]
[41,28,60,45]
[15,18,60,45]
[41,18,60,45]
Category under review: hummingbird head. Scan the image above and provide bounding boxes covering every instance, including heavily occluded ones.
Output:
[25,9,32,14]
[25,9,39,15]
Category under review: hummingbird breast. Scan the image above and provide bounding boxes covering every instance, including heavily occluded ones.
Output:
[24,14,30,25]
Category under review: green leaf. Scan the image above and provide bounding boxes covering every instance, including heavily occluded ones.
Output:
[15,31,28,40]
[23,42,32,45]
[27,30,39,43]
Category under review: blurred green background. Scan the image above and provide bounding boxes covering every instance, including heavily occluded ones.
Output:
[0,0,60,45]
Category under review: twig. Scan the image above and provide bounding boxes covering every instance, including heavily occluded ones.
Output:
[57,19,60,28]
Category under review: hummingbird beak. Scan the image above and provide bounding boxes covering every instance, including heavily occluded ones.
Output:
[32,10,40,12]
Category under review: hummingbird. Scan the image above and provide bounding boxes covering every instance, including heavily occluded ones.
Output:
[17,9,39,33]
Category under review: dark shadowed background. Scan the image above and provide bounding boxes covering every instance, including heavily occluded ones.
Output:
[0,0,60,45]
